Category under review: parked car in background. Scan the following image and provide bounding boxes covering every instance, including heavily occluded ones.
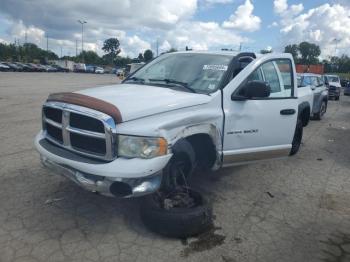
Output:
[86,65,96,73]
[126,62,145,76]
[74,63,86,73]
[14,62,32,72]
[0,62,11,71]
[296,74,313,127]
[95,67,104,74]
[340,78,349,88]
[43,65,58,72]
[51,64,69,72]
[298,73,328,120]
[344,81,350,96]
[2,62,22,71]
[323,74,341,100]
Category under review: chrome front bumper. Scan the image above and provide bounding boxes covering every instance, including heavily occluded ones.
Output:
[41,156,162,198]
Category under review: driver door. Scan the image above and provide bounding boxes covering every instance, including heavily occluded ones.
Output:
[222,58,298,166]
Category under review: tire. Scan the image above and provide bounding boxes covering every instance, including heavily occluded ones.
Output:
[161,140,195,190]
[314,101,327,120]
[290,119,303,156]
[140,188,213,238]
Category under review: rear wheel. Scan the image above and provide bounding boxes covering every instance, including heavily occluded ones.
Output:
[290,119,303,156]
[314,101,327,120]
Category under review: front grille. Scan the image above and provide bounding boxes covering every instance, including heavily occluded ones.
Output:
[44,107,62,123]
[46,123,63,143]
[42,102,116,161]
[70,133,106,155]
[70,112,105,133]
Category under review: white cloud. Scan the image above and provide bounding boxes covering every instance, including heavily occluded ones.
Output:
[222,0,261,32]
[268,21,279,28]
[276,3,350,57]
[274,0,288,14]
[0,0,258,58]
[163,21,247,51]
[202,0,234,5]
[10,21,45,45]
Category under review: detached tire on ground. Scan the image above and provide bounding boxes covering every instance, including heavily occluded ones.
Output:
[140,188,213,238]
[290,118,303,156]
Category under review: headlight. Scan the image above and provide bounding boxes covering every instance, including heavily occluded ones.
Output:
[117,135,168,159]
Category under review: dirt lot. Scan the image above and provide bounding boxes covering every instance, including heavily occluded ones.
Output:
[1,72,350,262]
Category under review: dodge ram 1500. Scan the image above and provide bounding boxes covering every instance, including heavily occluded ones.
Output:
[35,51,306,197]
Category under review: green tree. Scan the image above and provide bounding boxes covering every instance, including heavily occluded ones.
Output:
[102,38,121,65]
[168,47,177,53]
[284,44,299,62]
[76,50,101,64]
[298,42,321,65]
[143,49,153,62]
[137,53,144,61]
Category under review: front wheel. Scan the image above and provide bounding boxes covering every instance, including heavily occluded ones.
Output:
[290,119,303,156]
[161,140,195,191]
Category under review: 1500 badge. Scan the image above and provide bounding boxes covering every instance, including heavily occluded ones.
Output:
[227,129,259,135]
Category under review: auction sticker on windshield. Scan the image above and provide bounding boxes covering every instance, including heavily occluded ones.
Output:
[203,65,228,71]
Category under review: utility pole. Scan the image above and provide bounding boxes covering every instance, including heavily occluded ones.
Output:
[77,20,87,62]
[334,38,340,57]
[46,34,49,52]
[60,46,63,58]
[156,39,159,57]
[75,39,78,57]
[239,42,242,52]
[25,30,27,44]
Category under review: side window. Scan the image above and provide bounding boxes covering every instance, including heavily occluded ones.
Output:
[261,62,281,94]
[275,60,292,92]
[241,59,293,99]
[247,67,264,82]
[318,77,323,86]
[311,77,318,87]
[302,76,312,86]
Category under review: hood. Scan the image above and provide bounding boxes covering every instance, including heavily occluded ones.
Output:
[77,84,211,122]
[328,81,341,87]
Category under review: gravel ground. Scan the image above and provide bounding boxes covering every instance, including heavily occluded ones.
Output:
[0,72,350,262]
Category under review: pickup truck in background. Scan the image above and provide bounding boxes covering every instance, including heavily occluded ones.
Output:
[35,51,307,198]
[323,74,341,100]
[298,73,328,120]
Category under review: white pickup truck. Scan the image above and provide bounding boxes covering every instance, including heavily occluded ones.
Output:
[35,51,308,198]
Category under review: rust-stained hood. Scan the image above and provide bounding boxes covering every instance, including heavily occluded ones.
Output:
[76,84,211,122]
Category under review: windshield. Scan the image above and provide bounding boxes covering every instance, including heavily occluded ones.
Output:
[326,76,340,83]
[126,53,232,93]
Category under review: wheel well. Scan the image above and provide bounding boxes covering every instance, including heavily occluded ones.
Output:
[299,106,310,127]
[185,134,217,171]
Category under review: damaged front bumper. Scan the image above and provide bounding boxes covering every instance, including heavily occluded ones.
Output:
[35,132,172,198]
[41,156,162,197]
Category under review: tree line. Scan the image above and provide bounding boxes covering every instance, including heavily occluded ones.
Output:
[0,37,154,67]
[283,41,350,73]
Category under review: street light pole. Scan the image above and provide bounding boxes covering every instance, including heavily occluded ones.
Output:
[77,20,87,62]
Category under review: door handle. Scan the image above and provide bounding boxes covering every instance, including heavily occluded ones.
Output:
[280,109,296,115]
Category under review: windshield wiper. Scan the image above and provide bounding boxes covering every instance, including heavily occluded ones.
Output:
[124,76,145,84]
[148,78,196,93]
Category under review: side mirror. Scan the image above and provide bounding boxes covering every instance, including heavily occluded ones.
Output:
[232,80,271,100]
[311,86,316,90]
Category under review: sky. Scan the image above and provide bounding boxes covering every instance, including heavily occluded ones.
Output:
[0,0,350,59]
